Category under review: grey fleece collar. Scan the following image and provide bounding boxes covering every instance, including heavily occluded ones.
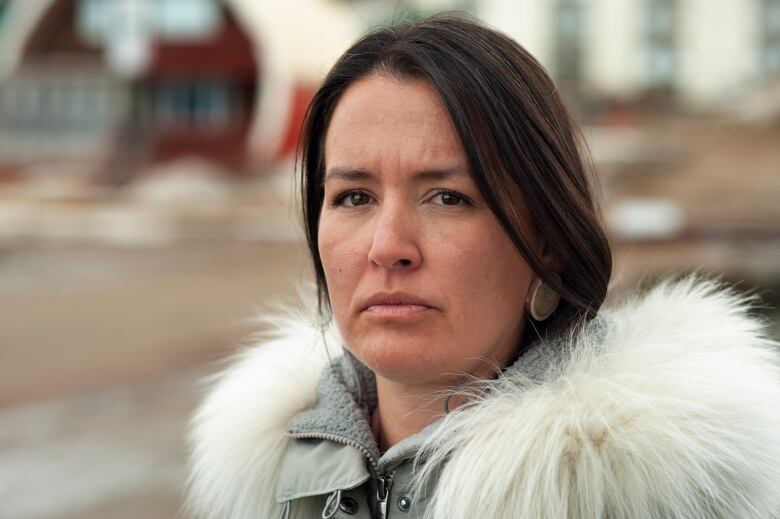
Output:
[287,351,382,462]
[279,316,610,501]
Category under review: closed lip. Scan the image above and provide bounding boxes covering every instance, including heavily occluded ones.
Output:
[359,292,435,311]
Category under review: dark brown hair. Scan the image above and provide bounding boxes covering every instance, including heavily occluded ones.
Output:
[299,13,612,342]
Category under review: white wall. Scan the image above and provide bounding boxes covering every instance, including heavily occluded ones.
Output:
[478,0,557,69]
[586,0,643,98]
[677,0,762,107]
[470,0,766,108]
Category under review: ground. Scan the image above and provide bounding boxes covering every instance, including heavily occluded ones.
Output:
[0,240,308,519]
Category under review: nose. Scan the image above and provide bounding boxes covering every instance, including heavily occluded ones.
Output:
[367,204,422,271]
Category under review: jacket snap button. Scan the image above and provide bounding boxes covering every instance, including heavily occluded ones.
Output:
[398,495,412,512]
[339,496,359,515]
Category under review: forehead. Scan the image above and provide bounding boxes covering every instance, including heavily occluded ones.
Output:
[324,75,466,175]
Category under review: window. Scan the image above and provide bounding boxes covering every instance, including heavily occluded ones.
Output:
[78,0,220,45]
[762,0,780,76]
[155,0,219,40]
[643,0,678,86]
[154,80,231,130]
[0,1,8,33]
[554,0,586,84]
[0,77,116,136]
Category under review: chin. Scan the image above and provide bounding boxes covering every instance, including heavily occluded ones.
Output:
[349,331,440,384]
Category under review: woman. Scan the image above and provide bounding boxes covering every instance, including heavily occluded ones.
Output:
[187,15,780,519]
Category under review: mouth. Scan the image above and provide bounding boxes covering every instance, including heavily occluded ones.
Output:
[360,292,435,321]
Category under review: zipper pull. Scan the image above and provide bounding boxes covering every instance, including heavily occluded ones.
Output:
[377,474,393,519]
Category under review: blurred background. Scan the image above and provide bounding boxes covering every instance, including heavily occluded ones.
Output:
[0,0,778,517]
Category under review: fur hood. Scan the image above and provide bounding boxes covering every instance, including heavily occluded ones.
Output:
[187,276,780,519]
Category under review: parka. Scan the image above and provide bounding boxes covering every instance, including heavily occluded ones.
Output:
[186,275,780,519]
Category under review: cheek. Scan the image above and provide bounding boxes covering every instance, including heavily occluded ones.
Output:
[317,217,365,314]
[435,224,531,342]
[440,226,528,292]
[481,238,529,311]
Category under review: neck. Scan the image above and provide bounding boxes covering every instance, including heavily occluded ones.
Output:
[374,376,439,452]
[370,330,530,452]
[373,374,475,452]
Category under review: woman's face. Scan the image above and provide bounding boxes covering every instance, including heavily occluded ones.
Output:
[319,74,535,385]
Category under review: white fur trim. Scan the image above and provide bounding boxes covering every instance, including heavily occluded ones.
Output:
[186,276,780,519]
[186,306,341,519]
[414,276,780,519]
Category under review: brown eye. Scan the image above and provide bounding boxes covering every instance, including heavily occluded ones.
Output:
[348,192,370,206]
[440,192,460,205]
[431,191,470,207]
[336,191,372,207]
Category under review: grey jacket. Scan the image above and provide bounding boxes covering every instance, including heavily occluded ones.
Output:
[278,352,436,518]
[186,276,780,519]
[278,332,567,519]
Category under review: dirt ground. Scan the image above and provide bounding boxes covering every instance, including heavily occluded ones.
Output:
[0,240,310,405]
[0,240,309,519]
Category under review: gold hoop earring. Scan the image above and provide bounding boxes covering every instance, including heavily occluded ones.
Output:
[525,274,561,321]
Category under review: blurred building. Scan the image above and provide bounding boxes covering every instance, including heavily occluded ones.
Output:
[0,0,362,182]
[431,0,780,111]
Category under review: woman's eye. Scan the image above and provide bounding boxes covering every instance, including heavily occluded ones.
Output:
[431,191,469,206]
[335,191,372,207]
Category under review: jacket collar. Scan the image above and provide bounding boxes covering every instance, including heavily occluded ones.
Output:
[277,351,439,502]
[285,352,379,462]
[276,315,613,502]
[277,353,377,502]
[187,276,780,519]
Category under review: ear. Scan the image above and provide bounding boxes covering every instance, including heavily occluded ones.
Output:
[538,236,564,273]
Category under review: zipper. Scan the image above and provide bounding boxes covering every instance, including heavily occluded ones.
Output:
[287,432,398,518]
[376,472,395,519]
[287,431,381,472]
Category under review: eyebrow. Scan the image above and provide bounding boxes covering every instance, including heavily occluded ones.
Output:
[323,165,470,184]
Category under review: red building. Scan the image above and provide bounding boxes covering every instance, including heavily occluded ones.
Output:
[0,0,360,182]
